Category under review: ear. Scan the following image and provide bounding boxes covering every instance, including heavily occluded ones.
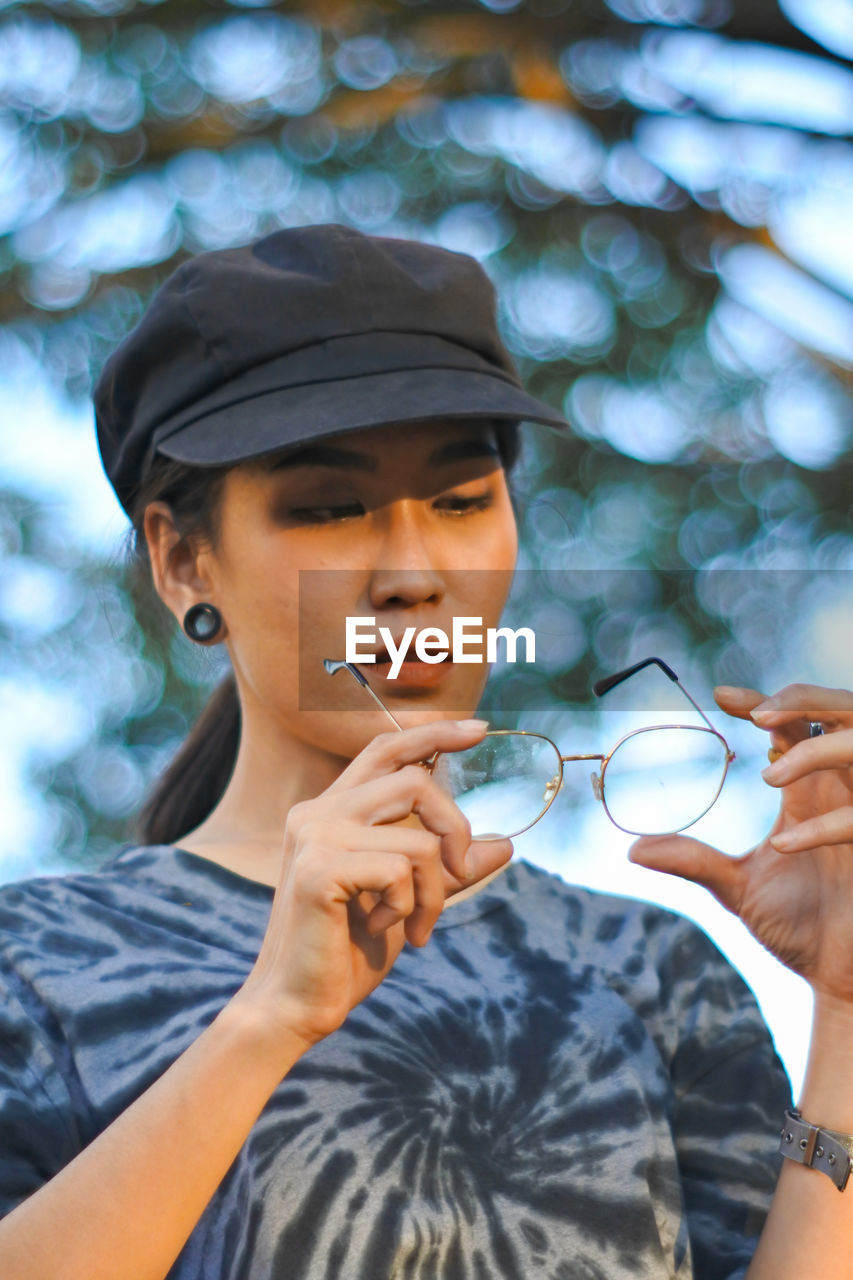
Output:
[143,501,224,634]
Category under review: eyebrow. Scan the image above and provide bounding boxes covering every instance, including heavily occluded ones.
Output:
[266,437,501,472]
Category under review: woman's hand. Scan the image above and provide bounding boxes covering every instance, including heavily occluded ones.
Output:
[628,682,853,1003]
[233,719,513,1051]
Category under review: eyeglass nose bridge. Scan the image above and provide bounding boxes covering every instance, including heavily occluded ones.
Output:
[559,753,607,804]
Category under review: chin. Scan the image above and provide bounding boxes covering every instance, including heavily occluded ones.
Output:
[294,706,457,763]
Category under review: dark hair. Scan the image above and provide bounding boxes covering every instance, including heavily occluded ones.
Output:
[128,419,522,849]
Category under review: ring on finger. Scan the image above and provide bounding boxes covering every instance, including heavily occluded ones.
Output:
[767,721,825,763]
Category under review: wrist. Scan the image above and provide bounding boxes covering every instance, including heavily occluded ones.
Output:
[218,991,315,1080]
[797,991,853,1131]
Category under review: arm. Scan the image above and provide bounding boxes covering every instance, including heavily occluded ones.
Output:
[746,994,853,1276]
[629,681,853,1275]
[0,1001,307,1280]
[0,716,510,1280]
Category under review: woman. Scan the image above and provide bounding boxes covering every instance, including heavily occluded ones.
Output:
[0,223,851,1279]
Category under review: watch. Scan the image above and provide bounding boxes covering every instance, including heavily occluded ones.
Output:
[780,1108,853,1191]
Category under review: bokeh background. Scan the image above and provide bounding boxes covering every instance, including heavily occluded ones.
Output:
[1,0,851,1091]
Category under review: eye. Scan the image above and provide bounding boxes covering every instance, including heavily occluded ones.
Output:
[286,501,365,524]
[434,491,494,516]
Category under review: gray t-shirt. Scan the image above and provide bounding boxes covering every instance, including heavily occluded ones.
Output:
[0,844,791,1279]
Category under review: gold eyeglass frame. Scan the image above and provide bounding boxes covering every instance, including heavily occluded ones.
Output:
[323,655,736,839]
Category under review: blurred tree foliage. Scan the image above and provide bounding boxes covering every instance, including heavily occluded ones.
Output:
[0,0,851,868]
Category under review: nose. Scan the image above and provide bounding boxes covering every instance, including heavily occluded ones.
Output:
[367,499,445,608]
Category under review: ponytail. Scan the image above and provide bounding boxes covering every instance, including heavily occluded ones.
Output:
[131,673,240,847]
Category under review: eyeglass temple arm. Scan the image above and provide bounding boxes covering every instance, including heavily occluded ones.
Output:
[322,658,406,732]
[591,656,717,733]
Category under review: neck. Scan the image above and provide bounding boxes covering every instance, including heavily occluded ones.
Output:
[175,683,433,886]
[177,700,351,884]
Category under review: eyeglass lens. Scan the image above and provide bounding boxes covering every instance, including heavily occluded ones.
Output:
[601,726,730,835]
[430,733,563,840]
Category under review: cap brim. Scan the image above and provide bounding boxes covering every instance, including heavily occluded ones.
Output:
[154,366,570,467]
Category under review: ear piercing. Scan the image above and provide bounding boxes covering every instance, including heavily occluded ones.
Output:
[183,603,224,644]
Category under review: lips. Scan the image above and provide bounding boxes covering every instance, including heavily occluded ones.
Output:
[360,655,455,690]
[366,640,418,663]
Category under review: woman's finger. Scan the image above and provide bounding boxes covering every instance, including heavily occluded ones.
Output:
[364,853,438,944]
[714,683,807,752]
[761,727,853,787]
[358,765,475,880]
[293,768,476,884]
[355,854,416,933]
[769,807,853,853]
[291,819,446,944]
[628,834,747,916]
[455,835,514,887]
[364,833,515,938]
[383,829,445,945]
[714,684,845,758]
[325,718,489,793]
[749,682,853,731]
[332,815,512,910]
[713,685,769,722]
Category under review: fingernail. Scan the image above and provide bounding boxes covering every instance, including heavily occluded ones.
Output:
[770,831,795,851]
[751,703,776,724]
[463,851,475,880]
[714,685,741,697]
[456,718,489,731]
[761,762,787,784]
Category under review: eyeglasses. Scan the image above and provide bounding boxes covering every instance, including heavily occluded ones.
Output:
[323,655,735,840]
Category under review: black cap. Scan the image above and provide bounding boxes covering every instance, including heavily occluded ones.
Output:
[94,223,570,518]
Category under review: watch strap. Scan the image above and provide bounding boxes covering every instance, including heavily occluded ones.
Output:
[780,1108,853,1191]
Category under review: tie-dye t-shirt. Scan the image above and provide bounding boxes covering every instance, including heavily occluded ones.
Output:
[0,844,791,1279]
